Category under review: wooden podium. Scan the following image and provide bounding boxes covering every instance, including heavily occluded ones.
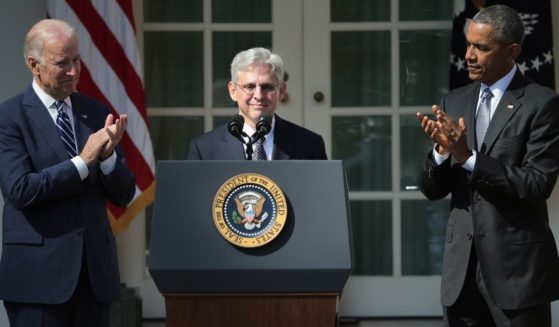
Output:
[164,293,337,327]
[149,161,353,327]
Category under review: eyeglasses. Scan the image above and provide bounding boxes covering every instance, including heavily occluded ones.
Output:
[234,82,278,96]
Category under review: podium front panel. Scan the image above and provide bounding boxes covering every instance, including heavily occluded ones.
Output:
[149,160,352,294]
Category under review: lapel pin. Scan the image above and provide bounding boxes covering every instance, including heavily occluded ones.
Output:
[81,115,88,119]
[507,104,514,110]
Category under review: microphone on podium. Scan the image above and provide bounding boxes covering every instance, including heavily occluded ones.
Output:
[251,113,272,143]
[228,113,272,160]
[227,114,247,143]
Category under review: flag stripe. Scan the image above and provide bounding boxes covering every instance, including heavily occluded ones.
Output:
[47,0,156,233]
[115,0,136,30]
[90,0,142,77]
[65,0,147,123]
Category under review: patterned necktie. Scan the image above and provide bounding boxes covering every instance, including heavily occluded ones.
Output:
[475,88,493,150]
[55,100,78,158]
[253,137,267,160]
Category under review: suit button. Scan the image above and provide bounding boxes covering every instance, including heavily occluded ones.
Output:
[467,233,473,240]
[77,230,84,237]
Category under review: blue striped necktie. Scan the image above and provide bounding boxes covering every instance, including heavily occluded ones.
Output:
[54,100,78,158]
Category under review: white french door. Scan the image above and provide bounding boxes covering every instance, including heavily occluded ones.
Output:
[303,0,452,317]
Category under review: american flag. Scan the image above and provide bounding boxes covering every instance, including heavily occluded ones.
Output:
[47,0,156,233]
[450,0,555,90]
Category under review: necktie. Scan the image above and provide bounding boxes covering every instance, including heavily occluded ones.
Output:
[475,88,493,150]
[253,137,267,160]
[55,100,78,158]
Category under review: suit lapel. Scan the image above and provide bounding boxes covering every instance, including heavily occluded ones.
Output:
[482,72,525,153]
[272,115,290,160]
[219,127,246,160]
[462,84,480,150]
[23,87,69,161]
[70,94,93,153]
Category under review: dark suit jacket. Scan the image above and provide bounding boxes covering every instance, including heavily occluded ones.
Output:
[420,71,559,310]
[187,115,327,160]
[0,86,136,304]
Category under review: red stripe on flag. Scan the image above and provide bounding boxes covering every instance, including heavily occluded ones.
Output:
[79,64,155,190]
[65,0,148,124]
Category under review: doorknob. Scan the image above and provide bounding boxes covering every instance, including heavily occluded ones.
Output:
[313,91,324,102]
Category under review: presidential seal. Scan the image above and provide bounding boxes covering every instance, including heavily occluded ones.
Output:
[213,173,288,248]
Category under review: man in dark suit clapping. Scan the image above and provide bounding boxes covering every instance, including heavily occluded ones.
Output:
[188,47,327,160]
[0,19,135,327]
[417,5,559,327]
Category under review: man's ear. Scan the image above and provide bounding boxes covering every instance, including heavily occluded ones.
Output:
[509,43,522,61]
[278,81,287,97]
[228,81,238,102]
[27,57,40,76]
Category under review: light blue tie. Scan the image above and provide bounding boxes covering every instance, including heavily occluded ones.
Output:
[476,88,493,150]
[55,100,78,158]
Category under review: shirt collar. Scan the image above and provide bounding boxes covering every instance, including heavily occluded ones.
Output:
[242,114,276,139]
[480,65,517,100]
[32,79,72,110]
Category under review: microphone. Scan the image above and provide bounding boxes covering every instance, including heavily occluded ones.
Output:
[227,114,246,143]
[252,113,272,142]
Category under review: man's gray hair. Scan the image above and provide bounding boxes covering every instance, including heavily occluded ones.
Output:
[230,47,285,84]
[466,4,524,45]
[24,19,76,64]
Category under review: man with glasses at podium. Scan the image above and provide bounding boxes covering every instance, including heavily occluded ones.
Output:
[187,47,327,161]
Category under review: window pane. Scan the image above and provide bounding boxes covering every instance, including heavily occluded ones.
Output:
[400,30,451,106]
[145,32,204,107]
[144,0,202,23]
[332,32,391,107]
[400,115,434,191]
[213,116,232,128]
[146,116,204,251]
[401,200,449,275]
[212,0,271,23]
[351,200,392,276]
[331,0,389,22]
[332,116,391,191]
[149,116,204,160]
[212,32,272,107]
[399,0,452,21]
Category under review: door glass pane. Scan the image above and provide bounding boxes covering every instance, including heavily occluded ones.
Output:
[145,32,204,107]
[146,116,204,248]
[332,116,391,191]
[213,116,232,128]
[149,116,205,160]
[144,0,203,23]
[401,200,449,275]
[331,0,390,22]
[332,32,391,107]
[399,0,452,21]
[351,200,393,275]
[400,30,451,106]
[212,0,271,22]
[400,114,434,191]
[212,32,272,107]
